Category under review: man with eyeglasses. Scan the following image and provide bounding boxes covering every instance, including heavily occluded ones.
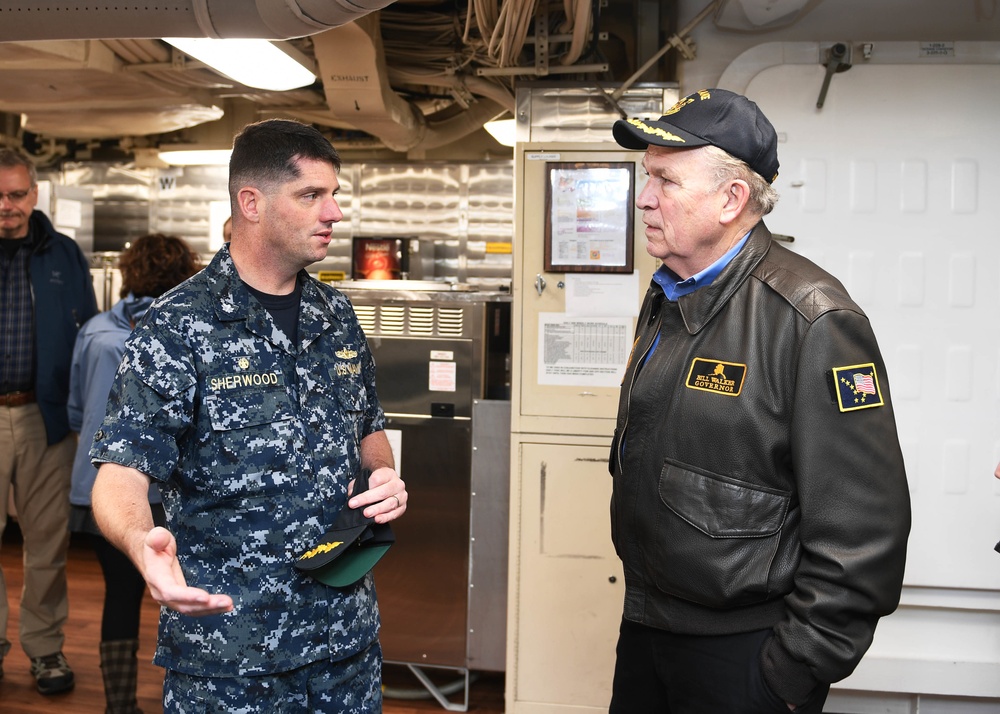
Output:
[0,147,98,695]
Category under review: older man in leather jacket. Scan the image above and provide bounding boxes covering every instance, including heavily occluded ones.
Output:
[608,89,911,714]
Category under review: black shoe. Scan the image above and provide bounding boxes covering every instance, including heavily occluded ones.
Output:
[30,651,75,694]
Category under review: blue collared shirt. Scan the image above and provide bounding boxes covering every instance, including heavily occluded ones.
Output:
[646,231,751,358]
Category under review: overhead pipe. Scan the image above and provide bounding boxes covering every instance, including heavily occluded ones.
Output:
[0,0,505,153]
[0,0,399,42]
[610,0,720,102]
[312,16,513,152]
[388,68,515,115]
[417,98,507,151]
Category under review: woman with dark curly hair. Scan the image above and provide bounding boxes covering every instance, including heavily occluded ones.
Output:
[68,234,200,713]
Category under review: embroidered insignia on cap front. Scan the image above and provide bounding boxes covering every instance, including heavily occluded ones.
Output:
[685,358,747,397]
[664,98,692,115]
[336,348,358,359]
[627,118,685,143]
[832,363,884,412]
[238,357,250,370]
[664,90,711,115]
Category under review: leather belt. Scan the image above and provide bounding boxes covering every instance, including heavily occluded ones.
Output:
[1,390,36,407]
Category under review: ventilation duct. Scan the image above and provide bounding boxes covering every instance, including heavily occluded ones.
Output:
[0,0,510,153]
[311,16,509,153]
[0,0,399,42]
[714,0,825,32]
[310,15,425,152]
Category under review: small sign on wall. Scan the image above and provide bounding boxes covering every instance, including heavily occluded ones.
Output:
[429,360,457,392]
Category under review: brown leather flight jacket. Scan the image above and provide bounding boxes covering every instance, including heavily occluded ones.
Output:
[609,223,911,704]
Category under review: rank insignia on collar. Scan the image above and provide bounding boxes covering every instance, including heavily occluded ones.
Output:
[335,348,358,360]
[832,363,884,412]
[685,358,747,397]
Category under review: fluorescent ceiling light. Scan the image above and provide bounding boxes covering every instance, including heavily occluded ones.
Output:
[484,118,517,147]
[164,37,316,91]
[158,148,232,166]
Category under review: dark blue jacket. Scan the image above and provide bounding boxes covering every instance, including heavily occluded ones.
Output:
[29,210,98,444]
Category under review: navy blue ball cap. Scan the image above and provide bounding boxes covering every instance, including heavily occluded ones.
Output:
[612,88,779,184]
[294,469,395,588]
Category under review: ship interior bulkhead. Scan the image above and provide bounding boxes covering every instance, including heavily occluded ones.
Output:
[1,1,999,712]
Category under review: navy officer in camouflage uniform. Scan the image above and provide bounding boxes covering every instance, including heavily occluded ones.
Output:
[90,118,407,713]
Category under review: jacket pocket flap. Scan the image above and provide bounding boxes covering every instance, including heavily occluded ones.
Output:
[659,461,788,538]
[205,388,295,431]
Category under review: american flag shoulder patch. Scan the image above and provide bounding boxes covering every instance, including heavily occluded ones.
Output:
[832,362,884,412]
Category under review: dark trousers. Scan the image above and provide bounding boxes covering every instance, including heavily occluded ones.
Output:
[609,619,830,714]
[92,534,147,642]
[89,502,166,642]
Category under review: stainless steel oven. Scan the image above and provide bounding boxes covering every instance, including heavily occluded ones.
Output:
[338,280,511,705]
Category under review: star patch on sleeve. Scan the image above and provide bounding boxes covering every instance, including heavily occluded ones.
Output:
[832,362,884,412]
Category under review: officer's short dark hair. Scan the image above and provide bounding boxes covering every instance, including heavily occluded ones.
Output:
[228,119,341,201]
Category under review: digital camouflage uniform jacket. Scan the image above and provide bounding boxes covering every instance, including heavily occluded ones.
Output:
[91,246,386,677]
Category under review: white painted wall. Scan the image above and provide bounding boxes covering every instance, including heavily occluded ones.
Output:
[678,0,999,93]
[667,3,1000,706]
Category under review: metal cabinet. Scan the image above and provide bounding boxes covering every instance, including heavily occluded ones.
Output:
[506,144,653,713]
[508,438,623,711]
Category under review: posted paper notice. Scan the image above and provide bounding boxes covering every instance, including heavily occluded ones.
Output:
[538,313,631,387]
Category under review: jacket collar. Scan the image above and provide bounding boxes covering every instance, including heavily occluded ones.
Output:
[674,221,772,335]
[26,210,55,252]
[206,245,335,353]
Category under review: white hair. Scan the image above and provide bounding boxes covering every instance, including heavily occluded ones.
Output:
[702,145,779,216]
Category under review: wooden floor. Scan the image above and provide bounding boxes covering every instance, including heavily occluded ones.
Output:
[0,528,505,713]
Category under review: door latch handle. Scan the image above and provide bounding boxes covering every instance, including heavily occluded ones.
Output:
[817,42,852,109]
[534,273,547,295]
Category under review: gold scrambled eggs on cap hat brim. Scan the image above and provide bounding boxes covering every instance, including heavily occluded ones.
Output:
[293,470,395,588]
[295,528,393,588]
[612,116,709,151]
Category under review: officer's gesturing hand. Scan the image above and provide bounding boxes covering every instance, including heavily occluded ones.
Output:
[142,526,234,616]
[92,462,233,616]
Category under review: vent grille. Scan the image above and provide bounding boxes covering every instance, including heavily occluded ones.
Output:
[353,304,377,334]
[437,308,465,337]
[350,303,467,337]
[379,306,407,334]
[408,307,435,336]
